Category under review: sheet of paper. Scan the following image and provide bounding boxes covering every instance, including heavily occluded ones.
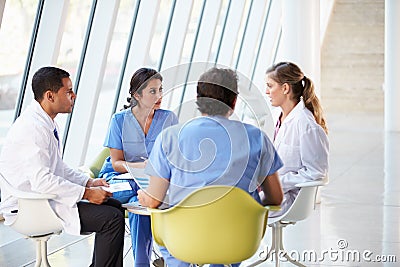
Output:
[113,172,133,179]
[101,181,132,193]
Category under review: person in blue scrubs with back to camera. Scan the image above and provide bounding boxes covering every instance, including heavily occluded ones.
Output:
[99,68,178,266]
[137,67,284,267]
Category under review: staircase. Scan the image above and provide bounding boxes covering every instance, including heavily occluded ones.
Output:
[321,0,384,114]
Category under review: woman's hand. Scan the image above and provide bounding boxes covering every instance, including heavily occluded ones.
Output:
[126,160,147,169]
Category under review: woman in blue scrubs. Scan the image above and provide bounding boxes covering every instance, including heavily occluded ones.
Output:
[99,68,178,266]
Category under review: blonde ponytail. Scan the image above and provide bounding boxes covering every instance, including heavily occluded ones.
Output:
[302,77,328,134]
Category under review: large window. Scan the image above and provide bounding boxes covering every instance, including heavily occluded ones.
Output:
[0,0,38,150]
[0,0,284,167]
[85,0,139,163]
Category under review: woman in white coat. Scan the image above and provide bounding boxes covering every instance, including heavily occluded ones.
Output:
[265,62,329,217]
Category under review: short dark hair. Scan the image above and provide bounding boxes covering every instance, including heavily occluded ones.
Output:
[32,66,70,101]
[196,67,238,116]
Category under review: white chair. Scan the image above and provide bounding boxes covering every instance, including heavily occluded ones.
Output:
[249,179,328,267]
[0,173,63,267]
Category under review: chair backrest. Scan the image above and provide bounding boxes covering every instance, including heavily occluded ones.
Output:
[89,148,110,178]
[0,173,63,237]
[149,185,270,265]
[279,182,325,223]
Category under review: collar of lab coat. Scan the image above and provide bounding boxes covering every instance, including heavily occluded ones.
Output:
[29,100,59,133]
[282,99,305,124]
[274,99,305,147]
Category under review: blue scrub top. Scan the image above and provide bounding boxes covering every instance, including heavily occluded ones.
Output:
[145,115,283,206]
[99,108,178,180]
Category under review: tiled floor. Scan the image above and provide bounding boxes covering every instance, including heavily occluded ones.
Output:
[1,111,399,266]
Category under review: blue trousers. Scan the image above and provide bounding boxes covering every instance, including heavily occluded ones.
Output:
[159,244,241,267]
[110,179,152,267]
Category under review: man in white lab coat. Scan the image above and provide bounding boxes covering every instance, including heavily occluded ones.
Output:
[0,66,125,267]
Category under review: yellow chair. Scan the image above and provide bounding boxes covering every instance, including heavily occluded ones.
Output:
[78,148,110,178]
[148,185,279,266]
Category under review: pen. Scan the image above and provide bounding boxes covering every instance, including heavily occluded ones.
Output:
[140,156,147,160]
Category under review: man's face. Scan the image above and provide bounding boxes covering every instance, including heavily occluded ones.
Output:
[53,77,76,114]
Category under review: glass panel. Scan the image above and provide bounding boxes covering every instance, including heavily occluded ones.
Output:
[167,0,204,120]
[85,0,138,164]
[231,0,251,68]
[0,0,38,150]
[209,0,230,63]
[54,0,92,144]
[146,0,173,67]
[179,0,203,64]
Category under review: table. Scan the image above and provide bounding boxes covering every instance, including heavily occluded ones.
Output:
[122,202,151,216]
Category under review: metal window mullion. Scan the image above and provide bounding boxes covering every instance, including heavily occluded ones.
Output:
[112,0,141,115]
[158,0,177,71]
[214,0,232,65]
[273,27,282,64]
[249,0,273,91]
[61,0,97,155]
[177,0,207,118]
[234,0,254,70]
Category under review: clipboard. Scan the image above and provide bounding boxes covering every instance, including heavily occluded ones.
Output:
[123,162,150,189]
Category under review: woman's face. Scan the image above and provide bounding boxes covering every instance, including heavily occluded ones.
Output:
[265,74,286,107]
[135,78,163,110]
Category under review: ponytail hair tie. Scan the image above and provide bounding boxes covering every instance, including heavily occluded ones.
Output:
[302,76,307,87]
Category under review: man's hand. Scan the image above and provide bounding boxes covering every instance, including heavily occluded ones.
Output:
[83,187,112,204]
[138,189,162,208]
[86,178,109,188]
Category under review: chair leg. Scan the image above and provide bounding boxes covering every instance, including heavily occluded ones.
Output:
[315,186,321,204]
[34,239,42,267]
[33,236,52,267]
[274,223,282,267]
[283,254,305,267]
[249,221,308,267]
[247,224,277,267]
[40,239,51,267]
[275,223,306,267]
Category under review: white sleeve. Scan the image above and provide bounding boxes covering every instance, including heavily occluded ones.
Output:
[61,160,90,186]
[279,127,329,193]
[25,129,86,206]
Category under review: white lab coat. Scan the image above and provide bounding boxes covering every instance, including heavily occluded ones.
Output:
[271,100,329,217]
[0,100,89,235]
